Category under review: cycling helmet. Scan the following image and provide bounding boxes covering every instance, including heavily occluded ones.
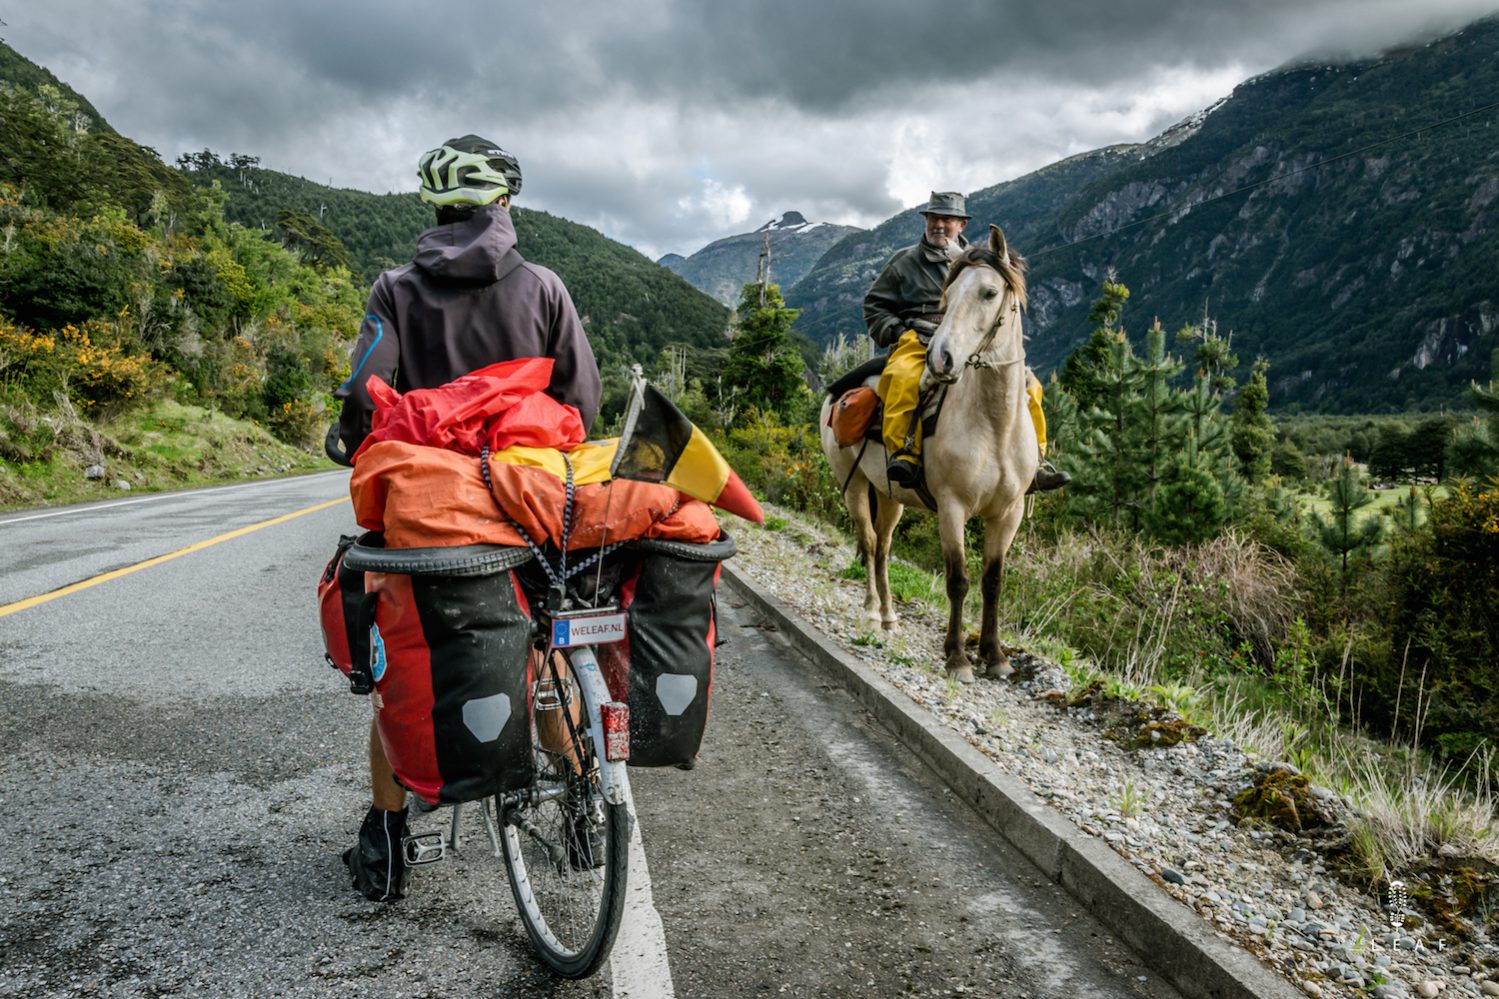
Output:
[417,134,523,207]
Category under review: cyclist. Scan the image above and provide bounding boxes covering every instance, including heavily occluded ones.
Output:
[334,134,602,902]
[863,190,1071,493]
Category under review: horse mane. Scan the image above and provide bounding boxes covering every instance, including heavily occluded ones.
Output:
[941,245,1028,311]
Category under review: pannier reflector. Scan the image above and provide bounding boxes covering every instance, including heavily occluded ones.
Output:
[600,701,630,762]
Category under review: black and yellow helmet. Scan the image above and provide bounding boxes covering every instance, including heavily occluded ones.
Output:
[417,134,523,207]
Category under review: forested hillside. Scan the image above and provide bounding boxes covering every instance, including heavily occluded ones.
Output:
[178,154,730,371]
[790,16,1499,412]
[0,36,731,485]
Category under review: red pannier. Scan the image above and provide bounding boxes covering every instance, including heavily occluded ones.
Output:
[317,534,373,679]
[339,538,538,806]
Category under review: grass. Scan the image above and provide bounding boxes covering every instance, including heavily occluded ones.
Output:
[835,558,944,604]
[0,399,325,511]
[1292,481,1448,519]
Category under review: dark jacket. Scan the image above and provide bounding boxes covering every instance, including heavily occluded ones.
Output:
[862,234,969,348]
[335,204,602,453]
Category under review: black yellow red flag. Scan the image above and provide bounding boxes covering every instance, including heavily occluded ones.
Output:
[611,377,764,524]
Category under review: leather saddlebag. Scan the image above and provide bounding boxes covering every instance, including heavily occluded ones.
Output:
[827,386,879,447]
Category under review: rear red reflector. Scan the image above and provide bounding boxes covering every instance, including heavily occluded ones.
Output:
[600,701,630,762]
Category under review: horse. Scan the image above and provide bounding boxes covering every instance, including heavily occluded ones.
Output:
[819,224,1038,683]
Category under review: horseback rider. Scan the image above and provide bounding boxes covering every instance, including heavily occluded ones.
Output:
[864,191,1070,493]
[333,134,601,901]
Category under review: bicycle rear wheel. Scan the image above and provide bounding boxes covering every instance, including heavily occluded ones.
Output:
[500,652,629,978]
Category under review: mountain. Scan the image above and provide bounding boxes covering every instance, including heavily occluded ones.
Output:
[174,154,730,371]
[662,211,864,306]
[789,16,1499,412]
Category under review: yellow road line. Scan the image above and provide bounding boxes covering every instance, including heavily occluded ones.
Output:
[0,497,348,619]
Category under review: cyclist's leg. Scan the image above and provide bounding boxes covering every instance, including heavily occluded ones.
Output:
[369,718,406,811]
[343,717,409,902]
[533,649,584,772]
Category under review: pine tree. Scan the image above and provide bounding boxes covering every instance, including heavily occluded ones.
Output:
[1230,359,1275,485]
[1136,319,1184,502]
[1075,329,1148,528]
[1448,348,1499,477]
[723,280,805,424]
[1391,484,1425,535]
[1058,276,1129,416]
[1309,456,1385,606]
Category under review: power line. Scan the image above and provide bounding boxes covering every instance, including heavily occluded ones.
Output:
[1029,98,1499,260]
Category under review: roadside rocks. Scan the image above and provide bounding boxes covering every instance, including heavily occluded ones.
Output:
[730,506,1499,999]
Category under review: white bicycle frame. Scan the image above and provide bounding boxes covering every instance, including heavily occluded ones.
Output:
[563,646,630,806]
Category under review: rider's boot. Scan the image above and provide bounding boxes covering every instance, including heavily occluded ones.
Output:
[886,452,921,489]
[1027,460,1072,494]
[343,805,409,902]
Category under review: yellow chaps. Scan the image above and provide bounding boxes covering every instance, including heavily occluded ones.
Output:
[877,328,1048,462]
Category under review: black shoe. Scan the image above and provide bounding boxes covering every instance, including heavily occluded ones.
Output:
[342,806,408,902]
[886,458,921,489]
[566,804,605,871]
[1028,462,1072,494]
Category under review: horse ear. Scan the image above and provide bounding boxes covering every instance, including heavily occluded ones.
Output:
[989,224,1008,261]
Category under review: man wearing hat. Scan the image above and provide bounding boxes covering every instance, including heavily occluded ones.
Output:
[333,135,601,902]
[864,190,1069,492]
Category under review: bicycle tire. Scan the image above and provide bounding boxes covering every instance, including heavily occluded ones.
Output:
[500,653,629,978]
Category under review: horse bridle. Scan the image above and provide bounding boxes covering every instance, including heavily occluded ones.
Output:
[926,284,1025,385]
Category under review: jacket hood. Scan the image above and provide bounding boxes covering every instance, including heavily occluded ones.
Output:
[413,204,518,284]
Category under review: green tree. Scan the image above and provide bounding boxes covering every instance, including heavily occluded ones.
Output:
[1146,439,1228,545]
[723,281,805,423]
[1446,353,1499,478]
[1136,319,1183,503]
[1230,359,1275,485]
[275,209,351,272]
[1058,276,1129,415]
[1308,456,1385,607]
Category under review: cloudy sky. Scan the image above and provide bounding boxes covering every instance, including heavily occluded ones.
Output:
[8,1,1497,259]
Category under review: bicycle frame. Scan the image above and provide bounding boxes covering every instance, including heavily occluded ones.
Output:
[562,646,629,806]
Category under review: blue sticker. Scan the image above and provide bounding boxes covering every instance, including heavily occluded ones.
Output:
[552,619,571,647]
[369,624,387,683]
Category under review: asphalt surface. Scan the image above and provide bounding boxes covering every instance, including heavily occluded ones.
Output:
[0,474,1180,998]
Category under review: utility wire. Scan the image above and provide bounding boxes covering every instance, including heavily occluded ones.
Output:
[1028,98,1499,260]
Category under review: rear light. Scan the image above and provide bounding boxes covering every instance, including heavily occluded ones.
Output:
[600,701,630,762]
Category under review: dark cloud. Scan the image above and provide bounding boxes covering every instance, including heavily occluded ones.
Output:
[8,0,1497,258]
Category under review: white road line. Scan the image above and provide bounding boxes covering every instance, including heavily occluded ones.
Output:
[0,471,348,527]
[610,787,677,999]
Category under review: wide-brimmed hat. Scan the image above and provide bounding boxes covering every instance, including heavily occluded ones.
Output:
[920,191,969,219]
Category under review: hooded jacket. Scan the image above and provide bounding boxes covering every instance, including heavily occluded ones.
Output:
[336,204,601,454]
[863,234,969,348]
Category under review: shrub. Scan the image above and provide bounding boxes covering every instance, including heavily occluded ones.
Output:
[1372,478,1499,758]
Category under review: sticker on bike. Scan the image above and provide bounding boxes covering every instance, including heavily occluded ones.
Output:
[551,610,626,648]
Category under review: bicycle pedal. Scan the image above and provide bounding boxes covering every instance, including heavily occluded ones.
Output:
[402,831,448,865]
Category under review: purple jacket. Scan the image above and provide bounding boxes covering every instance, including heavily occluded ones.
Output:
[335,204,602,453]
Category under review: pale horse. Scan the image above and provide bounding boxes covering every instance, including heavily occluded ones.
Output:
[819,225,1039,683]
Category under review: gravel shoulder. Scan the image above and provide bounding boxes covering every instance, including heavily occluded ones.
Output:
[726,505,1499,999]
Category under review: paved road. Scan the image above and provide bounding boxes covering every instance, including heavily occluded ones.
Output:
[0,475,1180,998]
